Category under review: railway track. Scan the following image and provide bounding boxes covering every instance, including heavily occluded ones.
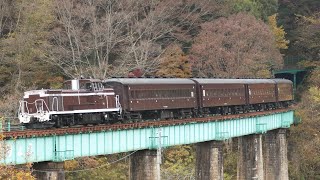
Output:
[1,108,294,139]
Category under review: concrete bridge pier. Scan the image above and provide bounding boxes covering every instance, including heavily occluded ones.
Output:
[237,134,264,180]
[195,141,224,180]
[129,150,157,180]
[32,162,65,180]
[263,129,289,180]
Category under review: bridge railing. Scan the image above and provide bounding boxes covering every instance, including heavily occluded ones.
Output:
[0,117,25,132]
[0,117,11,132]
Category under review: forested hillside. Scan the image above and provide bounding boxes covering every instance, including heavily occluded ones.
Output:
[0,0,319,179]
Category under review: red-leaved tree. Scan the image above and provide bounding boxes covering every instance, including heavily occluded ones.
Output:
[190,13,283,78]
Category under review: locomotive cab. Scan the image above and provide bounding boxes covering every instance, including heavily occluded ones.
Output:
[85,81,104,91]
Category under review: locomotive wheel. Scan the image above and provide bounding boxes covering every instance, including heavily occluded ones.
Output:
[55,118,62,128]
[68,118,75,127]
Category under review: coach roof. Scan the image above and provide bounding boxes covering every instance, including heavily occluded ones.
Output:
[104,78,196,85]
[191,78,276,84]
[272,79,293,84]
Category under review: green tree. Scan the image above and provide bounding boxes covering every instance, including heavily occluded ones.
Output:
[232,0,278,21]
[295,13,320,61]
[278,0,320,64]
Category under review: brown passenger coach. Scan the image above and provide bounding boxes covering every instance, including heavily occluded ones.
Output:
[103,78,197,119]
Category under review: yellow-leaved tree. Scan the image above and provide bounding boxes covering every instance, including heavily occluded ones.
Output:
[162,145,195,179]
[268,14,290,50]
[156,44,191,78]
[309,86,320,103]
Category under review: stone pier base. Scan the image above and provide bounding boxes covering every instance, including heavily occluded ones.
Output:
[195,141,224,180]
[129,150,157,180]
[264,129,288,180]
[237,134,264,180]
[33,162,65,180]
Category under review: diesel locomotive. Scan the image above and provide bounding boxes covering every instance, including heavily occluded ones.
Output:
[18,78,293,128]
[19,79,121,128]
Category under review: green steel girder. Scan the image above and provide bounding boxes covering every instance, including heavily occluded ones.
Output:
[0,111,294,165]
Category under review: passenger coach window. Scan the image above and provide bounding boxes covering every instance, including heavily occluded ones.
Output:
[131,89,193,99]
[225,89,229,97]
[131,91,136,98]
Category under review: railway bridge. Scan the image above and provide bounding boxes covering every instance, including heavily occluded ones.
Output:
[0,109,296,180]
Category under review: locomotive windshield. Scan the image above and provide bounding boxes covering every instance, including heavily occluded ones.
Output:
[85,82,104,91]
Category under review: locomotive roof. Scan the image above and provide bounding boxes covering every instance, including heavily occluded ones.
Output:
[191,78,276,84]
[104,78,196,85]
[104,78,291,85]
[64,79,102,83]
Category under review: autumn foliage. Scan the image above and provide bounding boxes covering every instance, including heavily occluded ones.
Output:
[289,67,320,179]
[0,134,35,180]
[190,13,283,78]
[156,45,191,78]
[268,14,290,50]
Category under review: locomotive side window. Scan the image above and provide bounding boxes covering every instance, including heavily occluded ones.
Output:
[79,82,86,89]
[64,84,71,89]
